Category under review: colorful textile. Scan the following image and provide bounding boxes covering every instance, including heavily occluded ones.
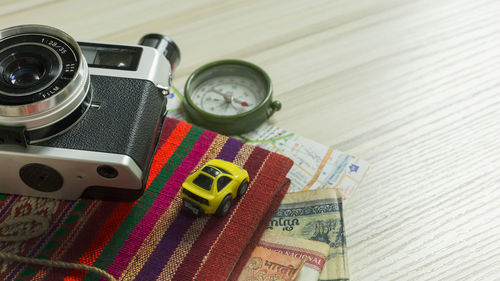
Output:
[0,118,293,281]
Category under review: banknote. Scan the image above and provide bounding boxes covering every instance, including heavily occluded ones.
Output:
[267,189,349,281]
[238,246,305,281]
[259,231,330,281]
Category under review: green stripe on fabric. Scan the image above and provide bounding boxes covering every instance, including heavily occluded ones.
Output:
[73,202,86,211]
[82,125,203,281]
[53,228,68,238]
[20,268,35,277]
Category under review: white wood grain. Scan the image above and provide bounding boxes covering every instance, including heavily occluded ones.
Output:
[0,0,499,280]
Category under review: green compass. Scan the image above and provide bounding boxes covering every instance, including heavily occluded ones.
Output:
[183,60,281,135]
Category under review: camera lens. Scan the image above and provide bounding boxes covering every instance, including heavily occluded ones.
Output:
[0,25,91,143]
[2,55,46,88]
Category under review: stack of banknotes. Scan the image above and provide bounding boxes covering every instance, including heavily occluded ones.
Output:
[239,189,349,281]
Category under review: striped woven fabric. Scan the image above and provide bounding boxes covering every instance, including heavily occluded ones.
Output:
[0,118,293,281]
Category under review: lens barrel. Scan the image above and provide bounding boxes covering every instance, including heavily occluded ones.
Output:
[0,25,91,143]
[138,34,180,73]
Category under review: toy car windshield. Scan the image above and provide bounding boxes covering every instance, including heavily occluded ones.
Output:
[193,174,213,190]
[202,166,220,177]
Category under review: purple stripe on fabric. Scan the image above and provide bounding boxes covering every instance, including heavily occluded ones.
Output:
[104,130,217,278]
[216,137,243,162]
[134,133,243,280]
[0,196,18,220]
[133,211,195,281]
[6,200,77,281]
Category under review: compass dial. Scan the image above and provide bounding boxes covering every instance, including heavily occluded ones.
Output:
[190,76,265,116]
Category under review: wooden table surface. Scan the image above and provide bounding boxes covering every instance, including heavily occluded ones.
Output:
[1,0,499,280]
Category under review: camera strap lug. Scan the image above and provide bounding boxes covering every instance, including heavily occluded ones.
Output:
[0,125,29,147]
[156,84,170,96]
[157,73,173,97]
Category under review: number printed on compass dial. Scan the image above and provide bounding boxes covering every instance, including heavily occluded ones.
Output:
[191,76,266,116]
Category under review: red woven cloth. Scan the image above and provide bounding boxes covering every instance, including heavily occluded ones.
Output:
[0,118,292,280]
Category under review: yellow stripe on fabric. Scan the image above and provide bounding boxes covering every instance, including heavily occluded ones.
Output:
[117,195,183,281]
[233,143,255,167]
[156,216,210,281]
[157,143,255,281]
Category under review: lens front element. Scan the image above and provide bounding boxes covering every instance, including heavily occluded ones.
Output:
[5,56,45,87]
[0,43,62,96]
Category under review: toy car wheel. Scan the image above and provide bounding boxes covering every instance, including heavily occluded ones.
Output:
[237,179,249,197]
[216,195,232,217]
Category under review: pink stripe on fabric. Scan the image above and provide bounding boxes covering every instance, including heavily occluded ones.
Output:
[105,130,217,278]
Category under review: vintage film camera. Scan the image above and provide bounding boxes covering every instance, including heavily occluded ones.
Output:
[0,25,180,201]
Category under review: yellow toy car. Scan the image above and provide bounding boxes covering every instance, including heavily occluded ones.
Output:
[181,159,250,217]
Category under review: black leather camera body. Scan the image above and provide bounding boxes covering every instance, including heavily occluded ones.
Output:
[0,25,180,201]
